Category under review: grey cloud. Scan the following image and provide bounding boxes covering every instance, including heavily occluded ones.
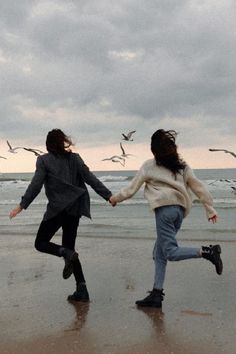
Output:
[0,0,236,150]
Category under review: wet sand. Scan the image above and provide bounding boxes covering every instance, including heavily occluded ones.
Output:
[0,234,235,354]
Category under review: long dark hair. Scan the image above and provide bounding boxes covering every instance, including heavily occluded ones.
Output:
[46,129,73,155]
[151,129,186,175]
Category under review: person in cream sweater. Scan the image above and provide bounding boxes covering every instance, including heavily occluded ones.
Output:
[110,129,222,308]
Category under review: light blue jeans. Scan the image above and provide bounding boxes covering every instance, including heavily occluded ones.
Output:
[153,205,200,290]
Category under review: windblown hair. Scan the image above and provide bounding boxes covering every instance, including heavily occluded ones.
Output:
[151,129,186,176]
[46,129,73,155]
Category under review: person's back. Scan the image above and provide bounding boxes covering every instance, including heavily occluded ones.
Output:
[110,129,222,309]
[9,128,112,303]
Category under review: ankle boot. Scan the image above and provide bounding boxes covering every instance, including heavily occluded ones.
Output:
[60,248,78,280]
[135,289,164,308]
[67,283,90,302]
[202,244,223,275]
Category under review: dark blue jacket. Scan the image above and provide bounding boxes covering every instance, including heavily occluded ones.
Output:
[20,152,112,220]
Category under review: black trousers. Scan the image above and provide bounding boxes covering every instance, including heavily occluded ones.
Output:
[35,210,85,283]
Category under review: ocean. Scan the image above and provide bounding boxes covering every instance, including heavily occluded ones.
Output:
[0,168,235,242]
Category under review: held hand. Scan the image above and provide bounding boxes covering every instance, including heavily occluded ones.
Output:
[109,196,117,207]
[9,205,23,219]
[208,214,218,224]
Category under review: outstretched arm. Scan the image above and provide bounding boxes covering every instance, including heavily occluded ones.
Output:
[112,167,145,204]
[9,156,46,218]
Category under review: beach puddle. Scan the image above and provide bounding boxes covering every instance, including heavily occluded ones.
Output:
[181,309,212,317]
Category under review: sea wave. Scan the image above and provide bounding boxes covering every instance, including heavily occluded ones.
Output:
[1,198,235,208]
[0,175,134,184]
[0,200,47,205]
[0,180,29,186]
[98,175,133,182]
[207,179,236,189]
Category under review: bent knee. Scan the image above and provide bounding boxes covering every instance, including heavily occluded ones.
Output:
[35,239,43,252]
[166,248,179,261]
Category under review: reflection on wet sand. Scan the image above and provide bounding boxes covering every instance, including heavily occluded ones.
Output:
[137,307,165,334]
[136,307,171,351]
[64,302,90,333]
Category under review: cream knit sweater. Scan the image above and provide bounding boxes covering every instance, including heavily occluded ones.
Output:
[114,159,217,219]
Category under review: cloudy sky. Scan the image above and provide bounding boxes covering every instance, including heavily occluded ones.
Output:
[0,0,236,172]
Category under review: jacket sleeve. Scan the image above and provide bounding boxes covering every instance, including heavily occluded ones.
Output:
[77,155,112,200]
[114,165,146,202]
[20,156,46,209]
[184,166,217,219]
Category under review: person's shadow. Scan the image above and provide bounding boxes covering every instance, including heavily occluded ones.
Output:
[65,302,90,333]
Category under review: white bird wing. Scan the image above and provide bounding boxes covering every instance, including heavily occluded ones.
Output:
[111,155,125,160]
[112,158,125,166]
[127,130,136,139]
[0,155,7,159]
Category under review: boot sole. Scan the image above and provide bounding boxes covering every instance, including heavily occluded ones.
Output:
[67,296,90,302]
[135,302,162,308]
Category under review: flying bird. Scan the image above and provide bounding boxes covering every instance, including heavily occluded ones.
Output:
[209,149,236,158]
[122,130,136,141]
[24,148,45,157]
[102,155,125,167]
[7,140,23,153]
[231,186,236,194]
[120,142,134,158]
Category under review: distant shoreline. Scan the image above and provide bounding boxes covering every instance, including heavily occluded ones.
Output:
[1,167,236,174]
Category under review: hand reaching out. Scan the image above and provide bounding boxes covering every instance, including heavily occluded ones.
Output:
[208,214,218,224]
[9,205,23,219]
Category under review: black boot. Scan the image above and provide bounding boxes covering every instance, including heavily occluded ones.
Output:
[135,289,164,308]
[67,283,90,302]
[202,244,223,275]
[60,248,78,280]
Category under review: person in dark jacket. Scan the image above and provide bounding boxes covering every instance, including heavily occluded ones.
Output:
[10,129,112,302]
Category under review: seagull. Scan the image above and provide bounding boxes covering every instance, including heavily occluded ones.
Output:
[7,140,23,153]
[23,147,45,156]
[209,149,236,158]
[231,186,236,194]
[122,130,136,141]
[102,155,125,166]
[0,155,7,160]
[120,142,134,158]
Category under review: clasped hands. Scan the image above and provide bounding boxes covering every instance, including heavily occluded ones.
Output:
[109,196,117,207]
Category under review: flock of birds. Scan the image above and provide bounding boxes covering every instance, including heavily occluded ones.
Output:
[1,136,235,170]
[101,130,136,167]
[0,131,137,168]
[0,141,45,160]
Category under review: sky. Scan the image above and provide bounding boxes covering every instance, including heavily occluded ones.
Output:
[0,0,236,172]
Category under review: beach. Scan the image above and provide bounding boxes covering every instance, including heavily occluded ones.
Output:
[0,233,235,354]
[0,168,235,353]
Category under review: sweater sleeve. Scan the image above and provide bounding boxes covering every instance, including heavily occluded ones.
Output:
[20,156,46,209]
[114,165,146,202]
[184,166,217,219]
